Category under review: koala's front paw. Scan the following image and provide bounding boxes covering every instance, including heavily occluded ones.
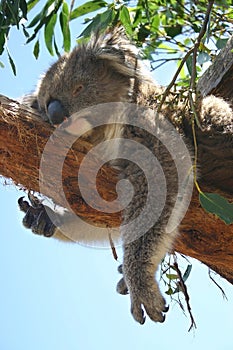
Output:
[18,194,58,237]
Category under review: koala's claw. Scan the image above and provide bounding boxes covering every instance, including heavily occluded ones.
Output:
[131,300,146,324]
[131,296,167,325]
[163,305,169,313]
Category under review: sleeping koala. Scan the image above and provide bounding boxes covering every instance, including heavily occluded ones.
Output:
[19,28,233,324]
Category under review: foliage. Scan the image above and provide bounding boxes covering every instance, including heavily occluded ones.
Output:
[0,0,233,75]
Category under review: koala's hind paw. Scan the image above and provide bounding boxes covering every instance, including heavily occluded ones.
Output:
[130,286,168,324]
[18,195,58,237]
[116,265,169,324]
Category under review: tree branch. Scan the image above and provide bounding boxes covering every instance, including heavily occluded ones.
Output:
[0,90,233,284]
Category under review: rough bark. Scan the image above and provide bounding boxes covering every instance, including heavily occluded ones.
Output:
[0,38,232,284]
[197,35,233,103]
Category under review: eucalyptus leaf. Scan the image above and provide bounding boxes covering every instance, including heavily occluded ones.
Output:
[166,273,179,280]
[44,13,57,55]
[33,39,40,59]
[119,6,132,35]
[70,1,107,21]
[199,192,233,225]
[27,0,41,12]
[7,49,16,75]
[59,2,71,52]
[19,0,27,19]
[182,265,192,282]
[79,9,114,38]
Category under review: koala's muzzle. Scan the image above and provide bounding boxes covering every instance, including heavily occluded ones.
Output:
[47,100,68,125]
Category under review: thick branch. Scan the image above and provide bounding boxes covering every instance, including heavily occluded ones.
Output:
[0,94,233,284]
[197,35,233,103]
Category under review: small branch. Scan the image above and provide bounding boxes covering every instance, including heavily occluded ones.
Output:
[208,269,228,300]
[157,47,194,113]
[189,0,215,91]
[173,261,197,332]
[188,0,215,193]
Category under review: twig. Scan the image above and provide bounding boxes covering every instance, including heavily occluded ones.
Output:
[208,269,228,300]
[157,47,194,113]
[173,261,197,332]
[189,0,215,192]
[189,0,215,92]
[108,229,118,261]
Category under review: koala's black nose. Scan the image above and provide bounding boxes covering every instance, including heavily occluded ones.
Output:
[47,100,67,125]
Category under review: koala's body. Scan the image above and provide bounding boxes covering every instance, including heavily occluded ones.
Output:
[20,29,233,324]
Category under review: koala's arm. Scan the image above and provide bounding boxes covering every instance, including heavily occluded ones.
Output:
[18,195,119,244]
[200,95,233,132]
[18,195,75,242]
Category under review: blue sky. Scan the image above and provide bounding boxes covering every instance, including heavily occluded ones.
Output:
[1,2,233,350]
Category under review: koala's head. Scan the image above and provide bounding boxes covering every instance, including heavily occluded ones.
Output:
[33,29,139,126]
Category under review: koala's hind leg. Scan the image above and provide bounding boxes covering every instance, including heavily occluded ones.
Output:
[117,227,172,324]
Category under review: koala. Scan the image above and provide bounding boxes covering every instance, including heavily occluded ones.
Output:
[19,28,233,324]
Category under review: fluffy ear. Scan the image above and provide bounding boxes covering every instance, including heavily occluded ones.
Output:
[20,94,39,110]
[97,46,126,62]
[96,45,138,78]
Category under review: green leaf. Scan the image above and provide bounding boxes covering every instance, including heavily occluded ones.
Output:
[22,24,30,38]
[33,39,40,59]
[182,264,192,282]
[20,0,28,19]
[44,13,57,55]
[216,38,228,50]
[165,287,174,295]
[119,6,132,35]
[59,2,71,52]
[199,192,233,225]
[166,273,178,280]
[7,49,16,75]
[70,0,107,21]
[197,51,210,66]
[53,37,60,57]
[151,14,160,30]
[27,0,57,27]
[27,0,40,12]
[0,31,6,55]
[79,9,114,38]
[166,24,182,38]
[0,60,4,68]
[186,54,193,76]
[27,12,42,28]
[4,1,19,28]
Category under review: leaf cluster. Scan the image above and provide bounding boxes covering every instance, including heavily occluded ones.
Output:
[1,1,233,74]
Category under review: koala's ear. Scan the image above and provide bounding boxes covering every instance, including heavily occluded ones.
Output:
[98,46,125,62]
[96,46,135,78]
[21,94,39,110]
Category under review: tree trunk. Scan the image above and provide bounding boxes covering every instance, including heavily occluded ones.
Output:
[0,38,232,284]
